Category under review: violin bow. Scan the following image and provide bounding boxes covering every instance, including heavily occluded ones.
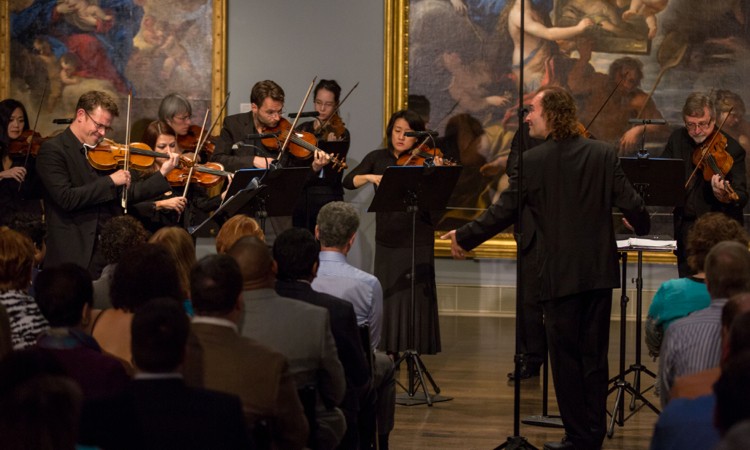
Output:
[19,80,48,192]
[317,81,359,133]
[583,77,624,135]
[279,77,317,156]
[685,106,733,189]
[180,109,211,200]
[122,92,133,213]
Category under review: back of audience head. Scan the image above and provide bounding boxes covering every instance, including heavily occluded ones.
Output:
[110,244,183,312]
[35,263,93,328]
[725,309,750,366]
[4,212,46,265]
[704,241,750,300]
[100,216,150,266]
[215,215,264,254]
[687,213,749,274]
[0,227,34,293]
[131,297,188,373]
[715,419,750,450]
[0,349,81,450]
[316,201,358,249]
[190,254,243,317]
[273,228,319,282]
[226,236,275,289]
[149,226,196,298]
[714,350,750,435]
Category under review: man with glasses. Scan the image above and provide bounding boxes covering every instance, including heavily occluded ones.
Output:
[662,92,748,277]
[37,91,179,277]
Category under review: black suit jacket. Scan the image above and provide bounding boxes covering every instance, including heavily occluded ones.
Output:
[212,112,281,171]
[79,378,249,450]
[275,280,371,395]
[36,128,171,271]
[457,135,650,300]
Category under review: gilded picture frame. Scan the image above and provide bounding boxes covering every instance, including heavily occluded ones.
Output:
[0,0,226,138]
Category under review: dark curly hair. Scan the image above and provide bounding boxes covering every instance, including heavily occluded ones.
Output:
[100,216,150,265]
[687,212,749,273]
[538,86,580,141]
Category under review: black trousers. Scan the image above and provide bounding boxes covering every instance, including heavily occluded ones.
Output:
[542,289,612,450]
[518,244,546,366]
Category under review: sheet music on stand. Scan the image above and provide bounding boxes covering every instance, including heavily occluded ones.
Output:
[616,235,676,251]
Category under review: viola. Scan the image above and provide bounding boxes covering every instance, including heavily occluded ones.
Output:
[7,130,46,157]
[166,161,229,188]
[690,130,739,201]
[177,124,216,156]
[261,118,347,171]
[87,138,168,171]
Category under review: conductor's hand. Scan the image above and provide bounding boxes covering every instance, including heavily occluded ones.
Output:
[440,230,468,259]
[311,149,331,172]
[159,151,180,176]
[109,169,131,188]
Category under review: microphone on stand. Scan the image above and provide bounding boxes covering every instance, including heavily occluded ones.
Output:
[404,130,439,137]
[245,132,280,139]
[628,118,667,125]
[53,118,74,124]
[287,111,320,119]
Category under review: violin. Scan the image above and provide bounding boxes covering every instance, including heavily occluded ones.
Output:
[177,124,216,156]
[318,114,347,141]
[87,138,169,171]
[261,118,347,171]
[690,130,739,201]
[396,145,456,167]
[7,130,46,157]
[166,160,229,188]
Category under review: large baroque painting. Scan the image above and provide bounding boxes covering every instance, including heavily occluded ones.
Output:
[400,0,750,256]
[2,0,225,139]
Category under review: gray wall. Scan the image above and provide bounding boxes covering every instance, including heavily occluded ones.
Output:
[226,0,386,270]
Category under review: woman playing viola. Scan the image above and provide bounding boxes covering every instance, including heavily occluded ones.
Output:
[293,79,350,231]
[343,109,444,356]
[131,120,225,233]
[158,93,210,163]
[0,99,43,225]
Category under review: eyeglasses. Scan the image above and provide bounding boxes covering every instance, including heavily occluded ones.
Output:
[83,109,113,133]
[684,119,713,131]
[261,108,283,118]
[173,114,192,122]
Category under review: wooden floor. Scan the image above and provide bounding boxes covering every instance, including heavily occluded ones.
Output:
[390,316,660,449]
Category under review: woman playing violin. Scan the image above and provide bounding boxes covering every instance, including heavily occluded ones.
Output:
[0,99,42,225]
[131,120,226,233]
[662,92,748,277]
[292,79,350,231]
[158,93,212,162]
[343,109,443,356]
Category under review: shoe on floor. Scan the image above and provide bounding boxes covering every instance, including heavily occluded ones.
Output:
[543,436,575,450]
[506,363,541,381]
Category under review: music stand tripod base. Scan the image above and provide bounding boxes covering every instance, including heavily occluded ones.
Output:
[394,350,453,406]
[521,416,563,428]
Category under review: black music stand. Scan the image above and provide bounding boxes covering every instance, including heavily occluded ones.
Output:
[606,157,684,438]
[226,167,309,233]
[188,176,265,236]
[369,165,462,406]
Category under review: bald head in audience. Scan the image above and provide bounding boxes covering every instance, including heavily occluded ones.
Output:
[226,236,277,290]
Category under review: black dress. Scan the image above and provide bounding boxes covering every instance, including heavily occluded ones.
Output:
[0,144,43,226]
[343,148,441,355]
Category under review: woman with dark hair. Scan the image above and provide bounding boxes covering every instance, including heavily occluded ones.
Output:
[343,109,444,356]
[0,99,42,225]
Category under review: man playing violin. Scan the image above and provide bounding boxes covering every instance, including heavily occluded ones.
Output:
[661,92,748,277]
[37,91,179,277]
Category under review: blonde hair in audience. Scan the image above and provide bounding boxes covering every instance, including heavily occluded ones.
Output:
[149,227,195,299]
[0,227,35,292]
[215,215,264,254]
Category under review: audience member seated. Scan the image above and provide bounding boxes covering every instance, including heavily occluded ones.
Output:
[79,298,250,449]
[4,212,46,296]
[312,201,396,449]
[148,226,196,314]
[227,236,346,450]
[184,254,308,449]
[0,227,48,349]
[646,213,748,357]
[33,263,130,400]
[274,227,371,450]
[0,303,11,360]
[650,304,750,449]
[715,419,750,450]
[0,349,83,450]
[670,292,750,401]
[91,244,184,371]
[215,214,265,254]
[659,241,750,407]
[93,216,150,310]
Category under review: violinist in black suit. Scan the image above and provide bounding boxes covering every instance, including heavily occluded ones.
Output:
[36,91,178,277]
[443,86,650,450]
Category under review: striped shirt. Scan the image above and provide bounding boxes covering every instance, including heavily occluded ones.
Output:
[658,298,726,407]
[0,290,49,350]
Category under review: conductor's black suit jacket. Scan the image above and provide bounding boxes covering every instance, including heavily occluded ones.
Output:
[456,135,650,301]
[36,128,171,270]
